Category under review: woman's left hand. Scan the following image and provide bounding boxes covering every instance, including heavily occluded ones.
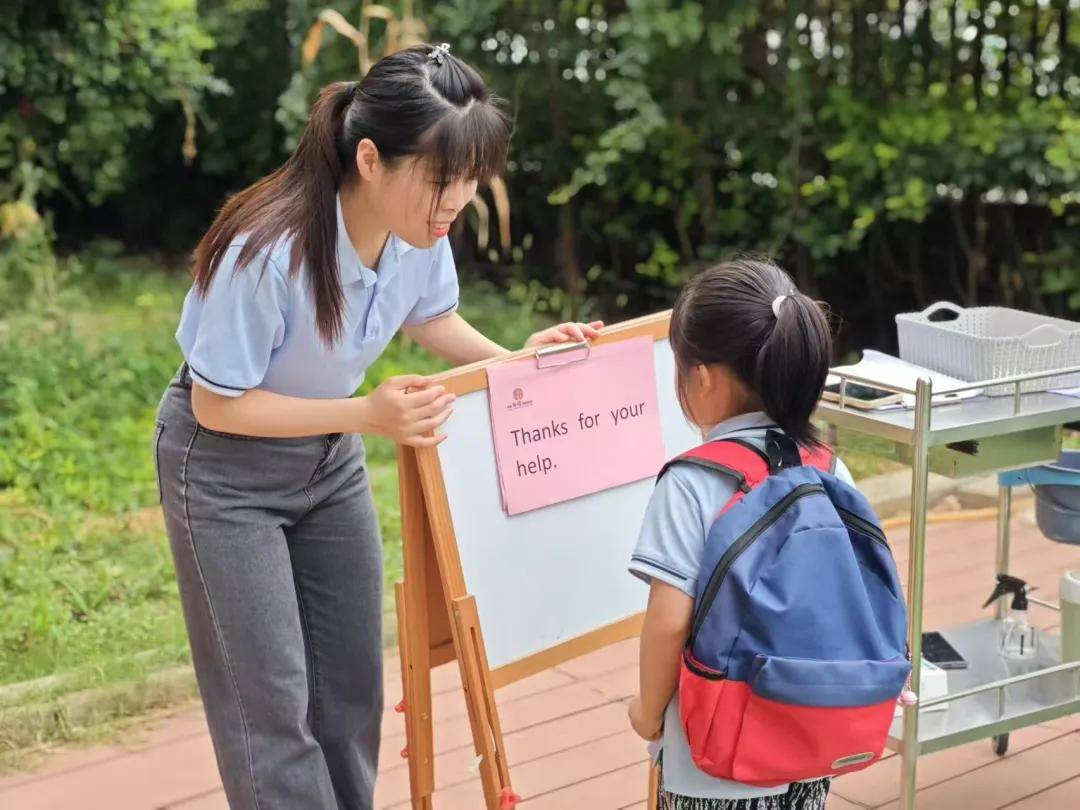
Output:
[524,321,604,349]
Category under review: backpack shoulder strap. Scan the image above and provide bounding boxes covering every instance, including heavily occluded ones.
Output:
[723,431,837,477]
[659,433,837,488]
[658,440,770,494]
[660,434,838,518]
[800,441,837,474]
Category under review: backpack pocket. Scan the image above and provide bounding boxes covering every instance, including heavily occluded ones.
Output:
[679,652,749,778]
[730,655,909,786]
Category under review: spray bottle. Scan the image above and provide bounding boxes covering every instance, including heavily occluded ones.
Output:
[982,574,1037,660]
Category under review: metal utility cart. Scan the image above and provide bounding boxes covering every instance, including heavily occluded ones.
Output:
[816,366,1080,810]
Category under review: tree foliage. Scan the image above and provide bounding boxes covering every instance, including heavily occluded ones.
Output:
[0,0,222,205]
[433,0,1079,337]
[4,0,1079,346]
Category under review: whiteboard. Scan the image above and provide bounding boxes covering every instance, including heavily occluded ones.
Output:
[436,337,701,670]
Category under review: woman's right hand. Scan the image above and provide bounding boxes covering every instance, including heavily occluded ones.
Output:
[357,375,456,447]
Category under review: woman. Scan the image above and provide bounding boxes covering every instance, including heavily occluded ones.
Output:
[154,43,600,810]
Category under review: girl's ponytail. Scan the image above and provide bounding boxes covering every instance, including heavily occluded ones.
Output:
[753,292,831,445]
[669,256,833,447]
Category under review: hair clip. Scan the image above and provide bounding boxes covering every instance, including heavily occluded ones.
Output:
[771,295,788,318]
[428,42,451,66]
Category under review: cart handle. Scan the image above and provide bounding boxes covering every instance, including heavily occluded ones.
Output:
[919,658,1080,708]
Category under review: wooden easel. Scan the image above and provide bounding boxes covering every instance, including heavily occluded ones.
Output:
[394,313,672,809]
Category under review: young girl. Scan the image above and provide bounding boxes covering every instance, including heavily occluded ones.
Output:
[155,44,599,810]
[627,257,845,809]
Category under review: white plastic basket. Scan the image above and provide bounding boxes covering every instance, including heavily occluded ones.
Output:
[895,302,1080,396]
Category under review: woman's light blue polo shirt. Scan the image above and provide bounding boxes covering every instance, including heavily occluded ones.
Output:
[175,195,459,399]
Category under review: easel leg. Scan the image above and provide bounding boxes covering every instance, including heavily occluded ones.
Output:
[396,582,434,809]
[397,446,436,808]
[452,596,517,810]
[408,445,522,808]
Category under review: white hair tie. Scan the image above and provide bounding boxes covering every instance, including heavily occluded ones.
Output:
[428,43,452,66]
[771,295,788,318]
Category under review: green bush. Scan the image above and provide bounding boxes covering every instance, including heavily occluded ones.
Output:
[11,2,1076,339]
[0,0,222,207]
[0,156,59,305]
[435,1,1080,327]
[0,202,56,305]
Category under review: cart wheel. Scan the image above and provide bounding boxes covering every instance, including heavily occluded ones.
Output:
[992,734,1009,756]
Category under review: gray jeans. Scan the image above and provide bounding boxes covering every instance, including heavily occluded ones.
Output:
[154,365,383,810]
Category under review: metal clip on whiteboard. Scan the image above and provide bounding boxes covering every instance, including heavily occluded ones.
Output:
[534,340,591,369]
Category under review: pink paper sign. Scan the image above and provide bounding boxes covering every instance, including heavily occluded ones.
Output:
[486,336,667,515]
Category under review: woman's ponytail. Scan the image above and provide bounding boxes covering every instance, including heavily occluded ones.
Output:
[192,45,507,347]
[279,81,359,344]
[193,81,359,344]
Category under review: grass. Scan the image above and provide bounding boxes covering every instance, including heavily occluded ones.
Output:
[833,421,1080,466]
[831,429,904,478]
[0,257,544,765]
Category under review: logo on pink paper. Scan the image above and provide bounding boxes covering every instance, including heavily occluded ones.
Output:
[507,387,533,410]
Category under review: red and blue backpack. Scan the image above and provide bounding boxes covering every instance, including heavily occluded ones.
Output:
[659,431,910,787]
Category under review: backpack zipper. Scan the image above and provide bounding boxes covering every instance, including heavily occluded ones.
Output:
[688,460,752,493]
[683,650,727,681]
[836,506,889,548]
[689,482,825,644]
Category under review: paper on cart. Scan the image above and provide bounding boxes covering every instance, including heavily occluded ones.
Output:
[827,350,983,410]
[1051,385,1080,399]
